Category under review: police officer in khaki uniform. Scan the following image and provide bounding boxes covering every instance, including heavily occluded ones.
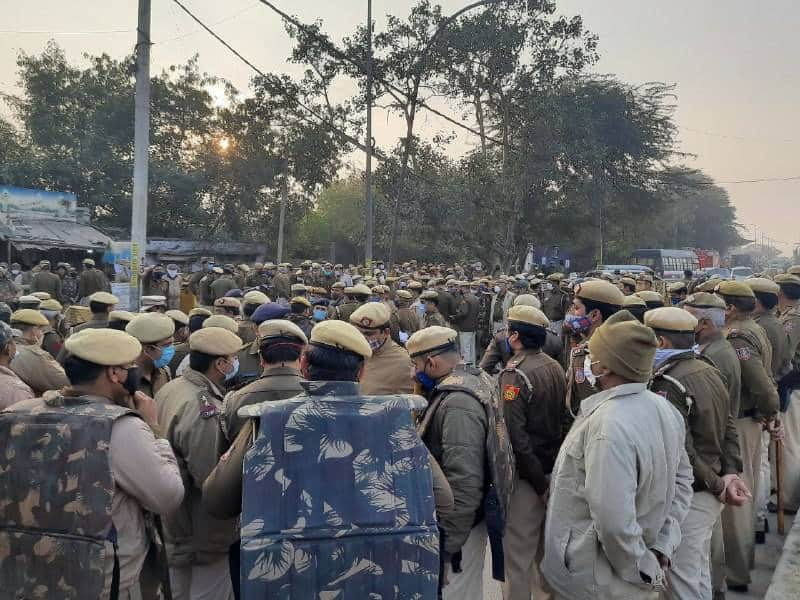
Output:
[125,313,175,398]
[746,278,787,379]
[108,310,136,331]
[10,308,70,395]
[564,280,625,429]
[156,327,243,600]
[239,290,270,344]
[636,289,665,310]
[77,257,111,301]
[620,276,637,296]
[213,297,241,319]
[622,293,647,323]
[391,289,420,344]
[715,280,780,593]
[222,319,306,445]
[167,309,190,345]
[420,290,448,328]
[775,274,800,513]
[30,260,62,299]
[332,283,370,322]
[1,328,184,600]
[70,291,119,335]
[541,273,570,326]
[646,307,747,599]
[203,320,307,521]
[498,306,565,600]
[350,302,414,395]
[209,265,237,302]
[683,292,742,598]
[39,298,64,359]
[407,326,489,600]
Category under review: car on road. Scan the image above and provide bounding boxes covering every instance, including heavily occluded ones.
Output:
[731,266,754,281]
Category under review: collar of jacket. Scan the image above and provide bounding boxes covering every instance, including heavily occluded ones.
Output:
[261,365,302,379]
[656,349,696,368]
[579,382,648,418]
[182,367,224,399]
[300,380,359,397]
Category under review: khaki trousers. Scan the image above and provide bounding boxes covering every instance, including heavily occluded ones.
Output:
[169,557,234,600]
[668,491,723,599]
[756,431,770,531]
[443,521,487,600]
[780,390,800,511]
[502,479,552,600]
[720,417,761,587]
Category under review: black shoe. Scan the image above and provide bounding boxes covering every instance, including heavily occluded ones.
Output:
[728,584,748,593]
[764,516,770,533]
[755,530,766,544]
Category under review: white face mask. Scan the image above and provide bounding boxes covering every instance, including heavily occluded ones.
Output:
[583,354,603,389]
[167,268,178,278]
[493,286,501,294]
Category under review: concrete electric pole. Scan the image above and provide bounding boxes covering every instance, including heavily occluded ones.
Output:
[364,0,374,268]
[130,0,151,311]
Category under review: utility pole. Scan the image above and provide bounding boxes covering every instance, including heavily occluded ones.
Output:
[364,0,374,268]
[276,157,288,263]
[130,0,151,312]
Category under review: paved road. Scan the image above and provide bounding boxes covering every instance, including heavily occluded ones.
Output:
[480,510,793,599]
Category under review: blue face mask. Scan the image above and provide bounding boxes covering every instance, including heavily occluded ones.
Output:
[670,297,681,306]
[224,357,240,381]
[504,336,512,355]
[313,308,328,321]
[152,344,175,369]
[565,313,592,334]
[415,370,436,391]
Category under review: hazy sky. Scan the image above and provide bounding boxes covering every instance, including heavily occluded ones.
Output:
[2,1,798,254]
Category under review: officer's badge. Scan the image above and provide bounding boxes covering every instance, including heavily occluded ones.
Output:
[574,368,586,384]
[736,347,752,361]
[199,393,218,419]
[359,317,374,328]
[503,385,520,402]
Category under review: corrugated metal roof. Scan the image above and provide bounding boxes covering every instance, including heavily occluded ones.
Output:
[0,218,112,251]
[147,239,268,256]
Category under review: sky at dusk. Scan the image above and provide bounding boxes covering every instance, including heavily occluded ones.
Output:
[2,0,798,254]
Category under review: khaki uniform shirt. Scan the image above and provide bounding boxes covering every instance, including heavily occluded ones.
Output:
[221,366,304,444]
[755,311,789,379]
[424,311,448,328]
[11,338,70,395]
[78,268,110,300]
[650,352,742,495]
[779,304,800,372]
[156,368,238,566]
[72,314,110,334]
[138,366,171,399]
[359,339,414,396]
[0,364,35,410]
[31,270,62,299]
[725,316,778,419]
[209,276,236,302]
[272,272,291,299]
[499,348,566,495]
[701,333,742,420]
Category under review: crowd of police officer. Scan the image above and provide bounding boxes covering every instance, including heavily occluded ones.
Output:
[1,257,799,600]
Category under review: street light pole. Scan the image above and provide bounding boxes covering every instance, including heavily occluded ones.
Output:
[276,157,288,263]
[130,0,151,312]
[364,0,374,268]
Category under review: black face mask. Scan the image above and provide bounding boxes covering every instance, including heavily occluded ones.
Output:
[123,366,140,396]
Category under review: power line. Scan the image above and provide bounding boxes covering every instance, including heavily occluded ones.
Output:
[714,175,800,184]
[0,29,132,35]
[159,2,261,44]
[168,0,372,156]
[683,126,797,145]
[255,0,506,147]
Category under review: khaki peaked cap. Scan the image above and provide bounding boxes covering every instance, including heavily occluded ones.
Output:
[202,314,239,334]
[575,280,625,306]
[350,303,391,329]
[310,320,372,358]
[65,329,141,365]
[188,328,242,356]
[644,307,698,333]
[258,319,308,344]
[589,311,657,383]
[125,313,175,344]
[684,292,726,310]
[407,326,457,358]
